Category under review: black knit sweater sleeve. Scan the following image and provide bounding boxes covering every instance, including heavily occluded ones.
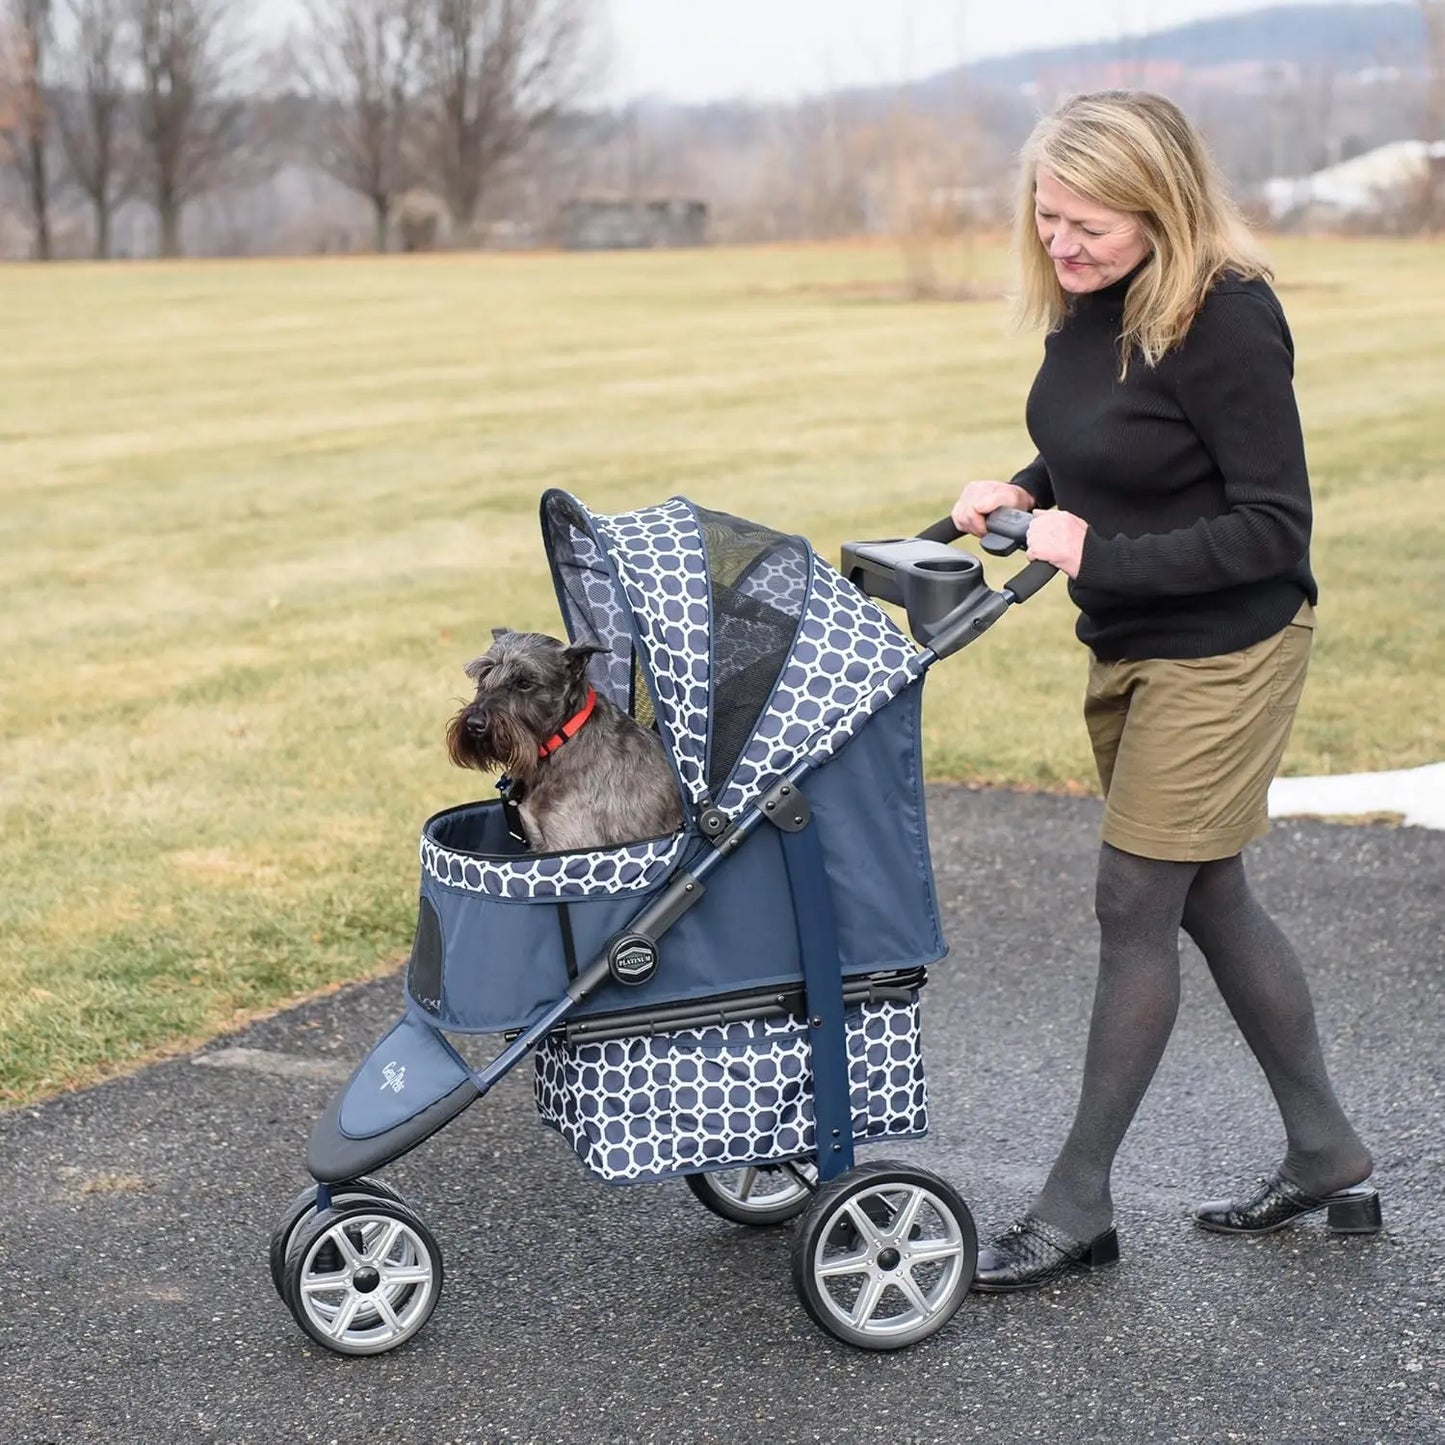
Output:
[1010,453,1055,510]
[1076,287,1312,598]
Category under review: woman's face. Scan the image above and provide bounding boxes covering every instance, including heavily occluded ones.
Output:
[1033,167,1150,294]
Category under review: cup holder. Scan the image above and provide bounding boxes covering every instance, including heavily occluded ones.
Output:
[912,556,977,574]
[840,536,988,643]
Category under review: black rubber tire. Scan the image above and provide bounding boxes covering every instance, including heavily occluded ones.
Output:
[268,1176,407,1300]
[282,1198,443,1357]
[790,1159,977,1351]
[684,1162,816,1226]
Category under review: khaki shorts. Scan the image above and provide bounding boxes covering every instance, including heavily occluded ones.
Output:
[1085,604,1314,862]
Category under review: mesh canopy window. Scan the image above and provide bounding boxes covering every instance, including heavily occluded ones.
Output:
[694,506,808,793]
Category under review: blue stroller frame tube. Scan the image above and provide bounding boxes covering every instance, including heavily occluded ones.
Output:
[775,809,854,1181]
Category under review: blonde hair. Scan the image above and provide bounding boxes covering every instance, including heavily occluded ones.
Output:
[1013,90,1269,373]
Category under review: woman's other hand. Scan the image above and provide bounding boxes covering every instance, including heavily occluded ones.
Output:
[951,480,1037,537]
[1025,509,1089,578]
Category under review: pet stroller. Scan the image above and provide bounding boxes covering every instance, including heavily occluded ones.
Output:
[269,488,1054,1355]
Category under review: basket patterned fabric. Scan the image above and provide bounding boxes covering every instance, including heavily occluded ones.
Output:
[533,997,928,1184]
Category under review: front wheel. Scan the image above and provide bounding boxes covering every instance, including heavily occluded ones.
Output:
[791,1160,976,1350]
[281,1199,443,1356]
[268,1176,407,1300]
[685,1160,817,1226]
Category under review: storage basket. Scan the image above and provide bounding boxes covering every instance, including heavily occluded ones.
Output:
[533,995,928,1184]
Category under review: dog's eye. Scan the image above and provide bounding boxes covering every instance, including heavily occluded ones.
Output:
[513,676,533,691]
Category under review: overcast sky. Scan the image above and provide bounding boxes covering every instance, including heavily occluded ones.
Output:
[258,0,1389,103]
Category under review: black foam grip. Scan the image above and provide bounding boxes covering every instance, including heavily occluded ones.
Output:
[1006,560,1058,602]
[918,516,962,543]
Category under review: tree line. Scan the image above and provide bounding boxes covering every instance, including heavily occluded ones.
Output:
[2,0,1440,260]
[0,0,590,258]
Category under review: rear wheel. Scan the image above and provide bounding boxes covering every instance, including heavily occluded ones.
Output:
[685,1160,817,1226]
[281,1199,442,1357]
[791,1160,976,1350]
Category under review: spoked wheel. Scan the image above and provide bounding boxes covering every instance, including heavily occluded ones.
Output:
[268,1177,407,1300]
[791,1160,977,1351]
[686,1160,818,1226]
[281,1199,443,1356]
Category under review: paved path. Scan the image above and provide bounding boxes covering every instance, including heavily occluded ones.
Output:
[1,790,1440,1445]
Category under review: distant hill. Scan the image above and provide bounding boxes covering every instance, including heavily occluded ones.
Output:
[946,2,1426,90]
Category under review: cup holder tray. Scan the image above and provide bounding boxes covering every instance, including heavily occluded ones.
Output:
[840,538,987,643]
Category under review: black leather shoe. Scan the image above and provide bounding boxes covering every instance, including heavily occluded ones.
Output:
[1194,1171,1382,1236]
[970,1214,1120,1293]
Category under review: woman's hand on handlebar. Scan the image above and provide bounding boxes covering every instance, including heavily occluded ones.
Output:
[1024,508,1088,579]
[951,480,1036,538]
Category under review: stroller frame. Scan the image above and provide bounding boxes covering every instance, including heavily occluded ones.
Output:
[270,494,1053,1354]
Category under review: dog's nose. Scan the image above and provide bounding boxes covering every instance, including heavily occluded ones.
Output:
[464,710,488,737]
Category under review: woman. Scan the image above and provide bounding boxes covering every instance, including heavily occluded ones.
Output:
[954,90,1379,1293]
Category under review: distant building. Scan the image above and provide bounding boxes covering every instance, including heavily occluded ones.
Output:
[557,197,708,252]
[1262,140,1445,223]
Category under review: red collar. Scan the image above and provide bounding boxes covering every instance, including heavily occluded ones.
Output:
[538,689,597,758]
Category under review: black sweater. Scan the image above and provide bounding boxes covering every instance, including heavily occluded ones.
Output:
[1012,270,1317,660]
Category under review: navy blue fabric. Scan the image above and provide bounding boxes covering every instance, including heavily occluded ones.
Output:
[779,822,855,1182]
[806,683,944,969]
[406,686,945,1035]
[338,1012,474,1140]
[413,878,666,1031]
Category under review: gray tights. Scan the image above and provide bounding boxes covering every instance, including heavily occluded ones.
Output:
[1030,844,1372,1242]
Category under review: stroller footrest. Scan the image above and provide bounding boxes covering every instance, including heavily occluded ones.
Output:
[308,1077,479,1183]
[306,1011,480,1182]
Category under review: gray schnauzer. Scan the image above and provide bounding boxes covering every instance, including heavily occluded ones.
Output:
[446,629,683,853]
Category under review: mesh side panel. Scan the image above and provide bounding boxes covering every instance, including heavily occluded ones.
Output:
[542,492,636,713]
[696,507,808,792]
[631,655,655,731]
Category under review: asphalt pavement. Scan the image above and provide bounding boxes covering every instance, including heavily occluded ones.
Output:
[1,788,1441,1445]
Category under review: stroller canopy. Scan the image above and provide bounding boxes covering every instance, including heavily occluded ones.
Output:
[541,490,924,823]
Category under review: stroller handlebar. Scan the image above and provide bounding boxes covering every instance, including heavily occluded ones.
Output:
[918,506,1034,555]
[917,516,963,544]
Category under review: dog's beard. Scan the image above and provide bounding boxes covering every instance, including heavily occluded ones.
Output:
[446,708,537,781]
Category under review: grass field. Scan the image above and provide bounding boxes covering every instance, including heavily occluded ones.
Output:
[2,236,1441,1105]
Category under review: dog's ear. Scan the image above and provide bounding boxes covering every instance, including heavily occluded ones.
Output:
[562,640,605,673]
[490,626,513,643]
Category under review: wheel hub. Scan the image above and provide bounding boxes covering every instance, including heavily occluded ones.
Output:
[351,1265,381,1294]
[876,1246,902,1271]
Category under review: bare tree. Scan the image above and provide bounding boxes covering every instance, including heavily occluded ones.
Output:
[130,0,245,256]
[884,3,989,302]
[0,0,54,258]
[55,0,129,257]
[1420,0,1445,231]
[299,0,423,251]
[420,0,586,240]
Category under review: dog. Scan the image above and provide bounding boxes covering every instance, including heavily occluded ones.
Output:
[446,629,684,853]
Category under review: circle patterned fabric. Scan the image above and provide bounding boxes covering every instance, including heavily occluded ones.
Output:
[420,829,687,900]
[533,998,928,1184]
[593,500,712,810]
[568,525,636,710]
